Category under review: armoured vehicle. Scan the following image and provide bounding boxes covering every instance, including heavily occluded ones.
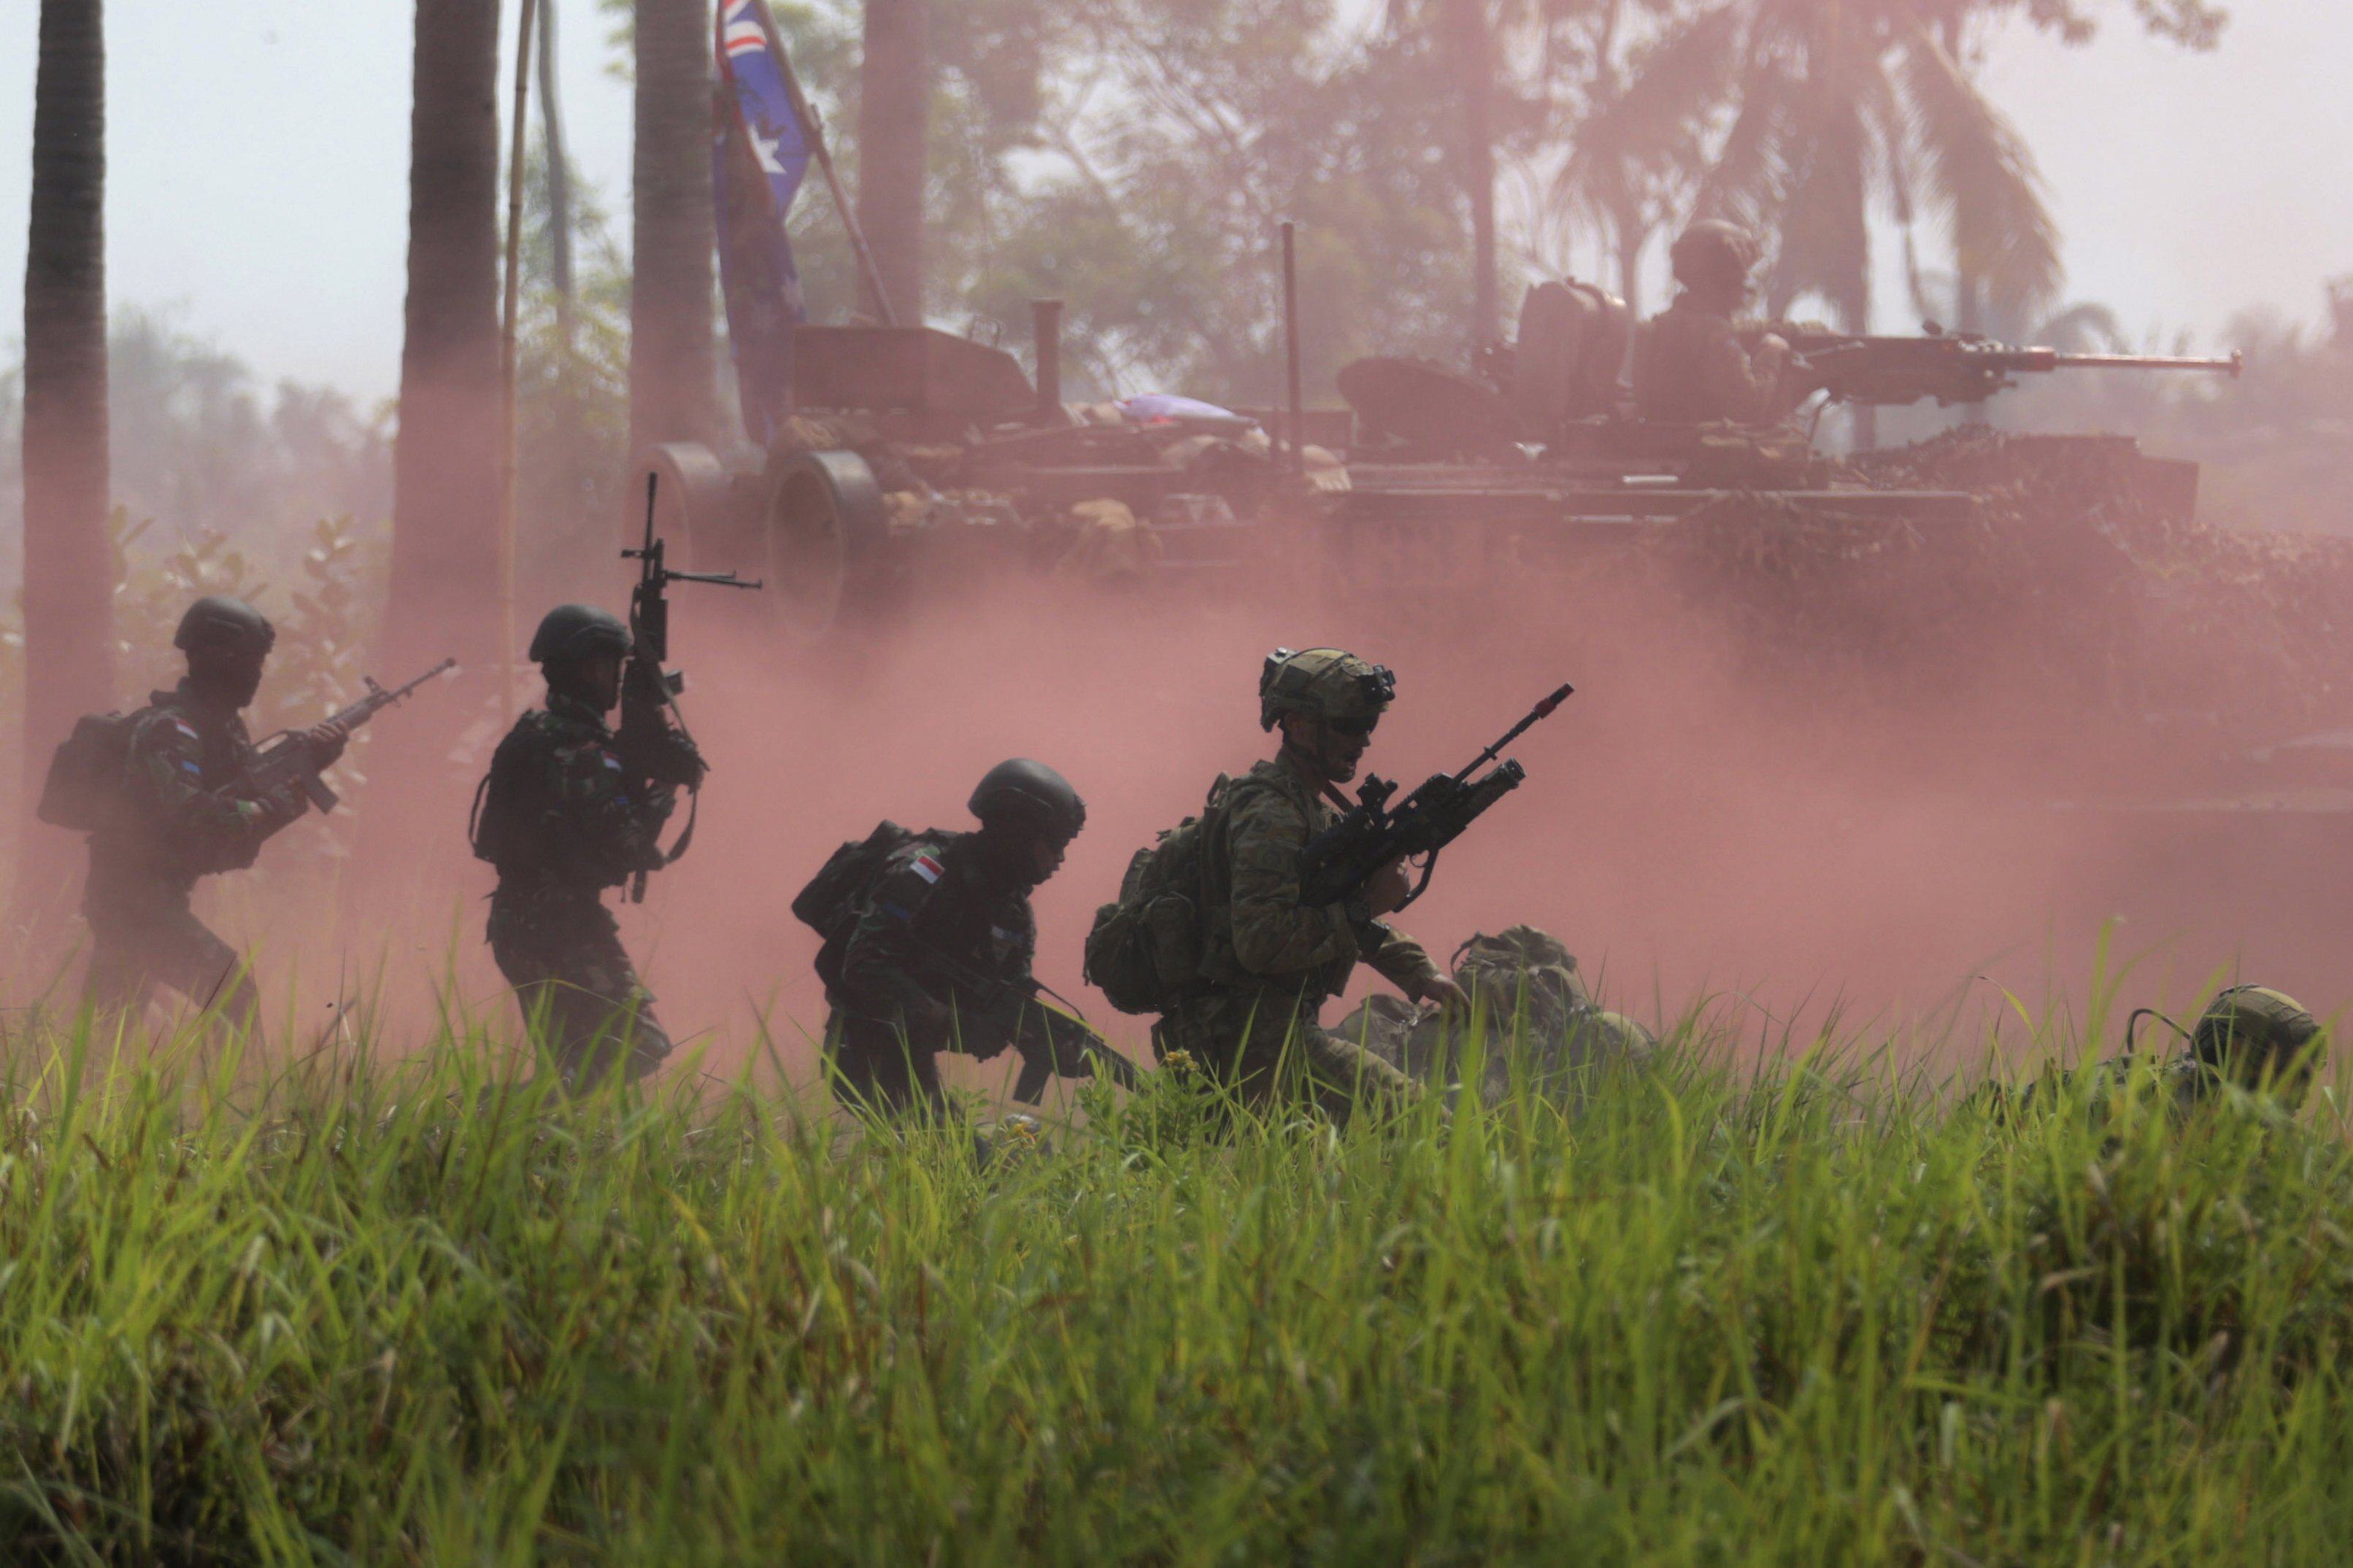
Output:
[634,304,1297,643]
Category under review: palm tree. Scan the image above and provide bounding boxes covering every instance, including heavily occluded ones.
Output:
[1698,1,2061,341]
[628,0,717,457]
[858,0,932,322]
[19,0,116,911]
[385,0,505,686]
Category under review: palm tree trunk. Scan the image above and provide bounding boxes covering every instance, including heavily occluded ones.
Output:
[628,0,717,460]
[1444,0,1499,344]
[386,0,505,685]
[1612,212,1645,320]
[858,0,930,323]
[18,0,116,915]
[538,0,574,344]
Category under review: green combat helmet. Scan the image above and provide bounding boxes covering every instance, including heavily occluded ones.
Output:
[1334,924,1655,1105]
[174,595,277,659]
[2188,985,2324,1094]
[1258,646,1396,731]
[529,603,631,666]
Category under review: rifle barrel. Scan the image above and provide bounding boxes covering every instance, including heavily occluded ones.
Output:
[1452,682,1574,784]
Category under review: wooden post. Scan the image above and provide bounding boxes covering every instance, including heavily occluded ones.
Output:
[498,0,541,723]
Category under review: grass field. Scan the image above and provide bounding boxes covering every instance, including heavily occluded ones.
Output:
[2,1000,2349,1564]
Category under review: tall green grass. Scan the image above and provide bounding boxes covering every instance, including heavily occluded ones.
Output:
[2,1003,2350,1564]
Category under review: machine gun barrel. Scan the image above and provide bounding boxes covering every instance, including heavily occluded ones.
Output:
[2041,349,2243,376]
[1785,330,2246,408]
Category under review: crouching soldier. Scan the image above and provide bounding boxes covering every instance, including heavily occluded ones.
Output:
[471,604,700,1089]
[801,760,1125,1120]
[1151,649,1468,1121]
[76,595,349,1024]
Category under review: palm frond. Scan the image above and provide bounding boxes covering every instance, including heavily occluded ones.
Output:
[1895,28,2061,323]
[1768,87,1870,326]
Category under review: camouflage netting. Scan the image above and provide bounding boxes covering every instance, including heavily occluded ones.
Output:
[1640,428,2353,741]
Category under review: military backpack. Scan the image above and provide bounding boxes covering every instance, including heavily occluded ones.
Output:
[37,708,143,833]
[1082,776,1231,1015]
[793,820,923,990]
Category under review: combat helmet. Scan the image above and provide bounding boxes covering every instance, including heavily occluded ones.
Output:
[969,758,1087,843]
[529,603,631,666]
[174,595,277,660]
[2190,985,2323,1091]
[1258,646,1396,732]
[1669,219,1762,293]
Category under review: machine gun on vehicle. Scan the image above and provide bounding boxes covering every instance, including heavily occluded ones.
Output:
[1772,325,2243,409]
[620,472,763,897]
[1298,682,1574,911]
[247,657,460,814]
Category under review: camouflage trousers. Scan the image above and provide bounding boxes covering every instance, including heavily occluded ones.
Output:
[1152,988,1417,1124]
[823,1009,954,1121]
[488,890,671,1089]
[82,895,261,1032]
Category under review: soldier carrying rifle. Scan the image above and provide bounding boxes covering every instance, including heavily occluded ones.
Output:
[42,595,452,1027]
[471,484,755,1089]
[798,760,1141,1121]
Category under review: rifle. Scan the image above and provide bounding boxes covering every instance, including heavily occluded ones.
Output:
[1774,326,2241,409]
[1298,682,1573,911]
[247,657,460,814]
[620,473,762,897]
[904,939,1146,1104]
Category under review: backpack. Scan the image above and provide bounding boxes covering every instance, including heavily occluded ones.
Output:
[1082,776,1231,1015]
[37,709,142,832]
[469,726,543,869]
[793,821,921,989]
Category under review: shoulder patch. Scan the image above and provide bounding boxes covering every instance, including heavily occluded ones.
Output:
[170,719,200,741]
[911,853,945,884]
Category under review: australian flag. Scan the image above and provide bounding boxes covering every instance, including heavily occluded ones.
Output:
[715,0,811,444]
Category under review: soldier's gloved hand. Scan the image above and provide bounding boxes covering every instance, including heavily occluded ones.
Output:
[906,996,956,1044]
[1363,857,1414,918]
[306,718,351,768]
[252,787,307,831]
[1420,976,1471,1016]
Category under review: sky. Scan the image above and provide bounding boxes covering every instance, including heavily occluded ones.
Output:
[2,0,2349,403]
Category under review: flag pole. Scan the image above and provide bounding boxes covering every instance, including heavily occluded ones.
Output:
[498,0,542,725]
[743,0,897,325]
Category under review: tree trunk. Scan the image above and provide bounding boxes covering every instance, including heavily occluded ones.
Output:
[1444,0,1498,345]
[857,0,930,323]
[539,0,574,344]
[18,0,116,916]
[1613,215,1644,320]
[386,0,504,684]
[629,0,718,462]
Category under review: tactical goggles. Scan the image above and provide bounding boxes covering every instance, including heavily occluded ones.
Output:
[1328,714,1379,738]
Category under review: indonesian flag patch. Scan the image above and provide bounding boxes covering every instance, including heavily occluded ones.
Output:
[911,853,945,884]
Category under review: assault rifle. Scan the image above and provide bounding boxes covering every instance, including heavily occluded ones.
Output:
[247,657,459,814]
[1773,325,2241,409]
[1298,682,1574,911]
[908,940,1145,1105]
[620,474,761,897]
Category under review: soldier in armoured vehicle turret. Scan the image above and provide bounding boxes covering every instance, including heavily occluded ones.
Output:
[1632,220,1820,425]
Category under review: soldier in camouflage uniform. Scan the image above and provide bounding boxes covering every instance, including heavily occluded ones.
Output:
[1990,985,2327,1118]
[1152,649,1469,1120]
[823,760,1090,1119]
[1632,220,1817,425]
[82,596,350,1024]
[472,604,699,1089]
